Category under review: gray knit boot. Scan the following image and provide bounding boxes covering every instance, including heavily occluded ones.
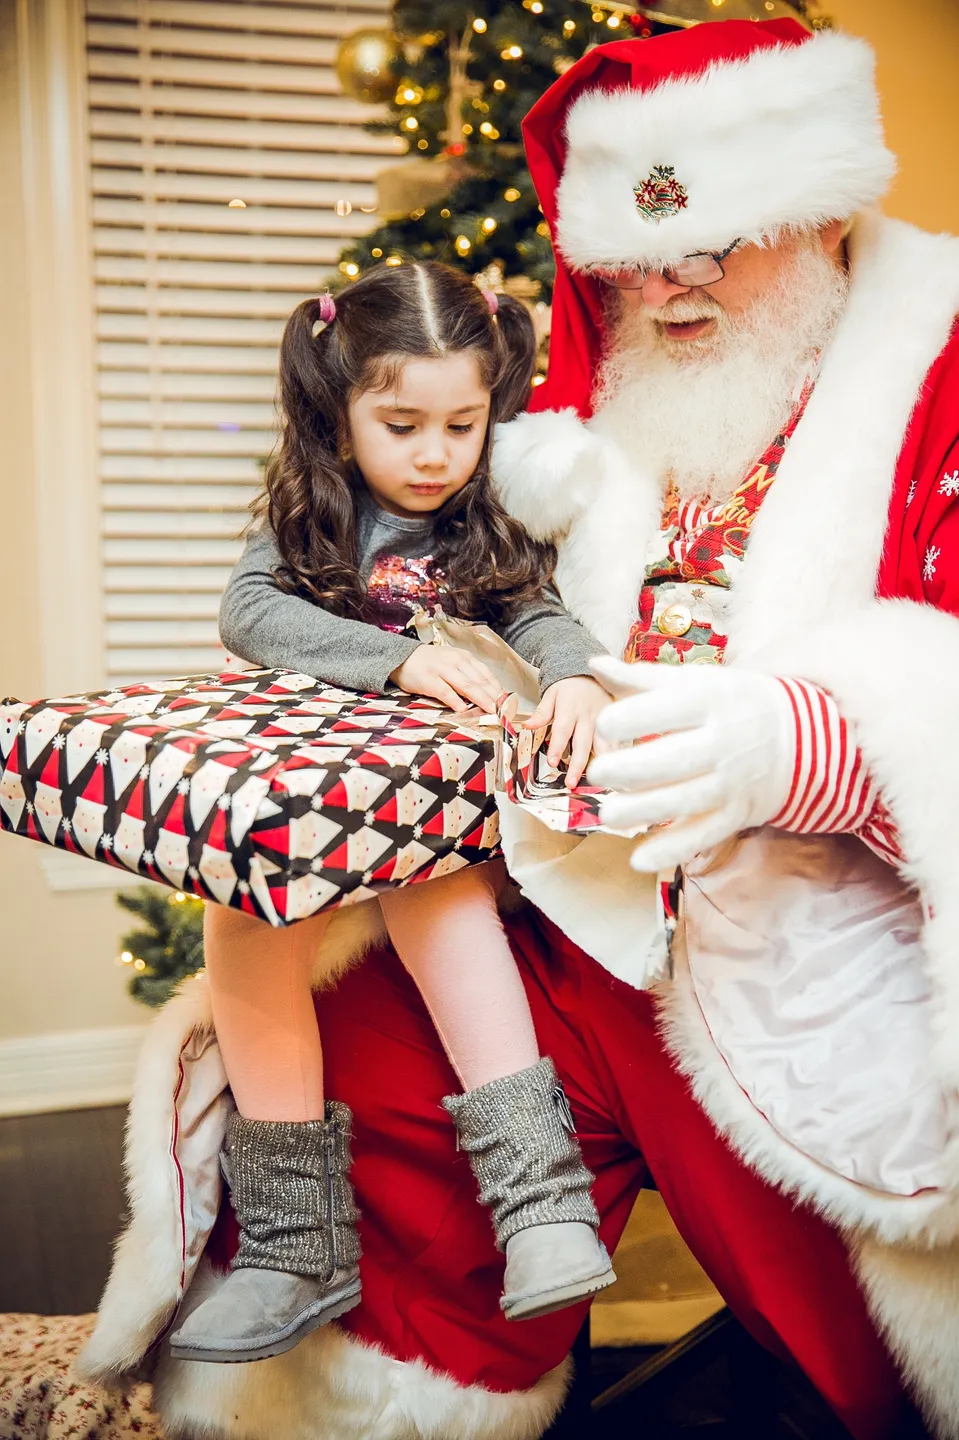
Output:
[443,1057,616,1321]
[168,1103,361,1364]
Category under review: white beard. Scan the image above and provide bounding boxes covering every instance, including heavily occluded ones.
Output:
[593,242,849,504]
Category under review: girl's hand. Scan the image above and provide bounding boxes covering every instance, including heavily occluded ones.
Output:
[390,645,502,713]
[523,676,610,788]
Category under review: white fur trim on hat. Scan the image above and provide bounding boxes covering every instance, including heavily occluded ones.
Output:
[556,30,895,270]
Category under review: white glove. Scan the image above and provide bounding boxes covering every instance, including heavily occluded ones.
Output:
[588,657,796,873]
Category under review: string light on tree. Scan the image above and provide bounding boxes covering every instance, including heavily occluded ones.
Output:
[585,0,822,26]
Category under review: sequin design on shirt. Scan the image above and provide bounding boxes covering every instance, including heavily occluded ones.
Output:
[625,377,815,665]
[365,553,444,634]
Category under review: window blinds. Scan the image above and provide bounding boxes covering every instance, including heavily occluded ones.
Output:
[86,0,400,683]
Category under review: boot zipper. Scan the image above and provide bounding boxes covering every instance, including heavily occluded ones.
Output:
[325,1121,339,1281]
[553,1085,577,1135]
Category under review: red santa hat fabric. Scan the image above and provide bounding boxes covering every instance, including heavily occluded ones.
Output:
[524,19,894,419]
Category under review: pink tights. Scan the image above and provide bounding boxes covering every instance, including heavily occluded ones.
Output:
[204,861,541,1121]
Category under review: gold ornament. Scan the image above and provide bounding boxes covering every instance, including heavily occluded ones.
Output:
[335,28,403,104]
[630,0,816,28]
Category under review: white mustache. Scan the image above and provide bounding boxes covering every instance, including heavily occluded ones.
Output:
[644,295,725,325]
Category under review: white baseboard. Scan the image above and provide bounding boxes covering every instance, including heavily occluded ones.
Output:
[0,1023,148,1116]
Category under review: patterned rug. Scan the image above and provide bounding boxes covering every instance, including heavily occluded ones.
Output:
[0,1314,163,1439]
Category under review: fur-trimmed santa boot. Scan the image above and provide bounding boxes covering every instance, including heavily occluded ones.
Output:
[443,1057,616,1321]
[168,1101,361,1363]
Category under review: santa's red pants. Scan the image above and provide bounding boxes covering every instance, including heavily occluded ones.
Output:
[312,907,910,1439]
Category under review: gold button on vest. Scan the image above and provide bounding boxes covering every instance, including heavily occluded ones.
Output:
[657,603,693,638]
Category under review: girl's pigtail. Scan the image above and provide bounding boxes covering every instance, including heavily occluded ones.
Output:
[490,293,537,422]
[251,298,367,617]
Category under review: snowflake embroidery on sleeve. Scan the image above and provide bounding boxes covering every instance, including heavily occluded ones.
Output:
[923,545,941,582]
[906,478,918,506]
[940,470,959,498]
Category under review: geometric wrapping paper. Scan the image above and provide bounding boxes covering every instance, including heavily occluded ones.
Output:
[0,669,503,926]
[497,693,607,834]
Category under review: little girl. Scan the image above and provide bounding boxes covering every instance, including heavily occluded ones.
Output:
[169,261,614,1366]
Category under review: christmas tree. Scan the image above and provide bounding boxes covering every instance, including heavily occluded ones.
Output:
[335,1,825,300]
[116,886,205,1008]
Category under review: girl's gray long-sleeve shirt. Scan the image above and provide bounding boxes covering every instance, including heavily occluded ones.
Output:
[219,497,606,695]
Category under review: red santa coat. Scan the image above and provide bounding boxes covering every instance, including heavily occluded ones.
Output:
[80,211,959,1440]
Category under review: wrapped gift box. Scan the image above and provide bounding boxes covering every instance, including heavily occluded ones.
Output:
[0,669,503,926]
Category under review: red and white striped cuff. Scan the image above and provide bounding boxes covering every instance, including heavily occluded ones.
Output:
[770,678,904,866]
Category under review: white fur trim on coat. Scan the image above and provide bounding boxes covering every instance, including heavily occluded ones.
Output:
[556,31,895,270]
[492,409,600,540]
[492,409,660,657]
[853,1235,959,1440]
[153,1263,570,1440]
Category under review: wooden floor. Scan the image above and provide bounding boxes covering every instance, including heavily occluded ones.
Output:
[0,1105,127,1315]
[0,1106,930,1439]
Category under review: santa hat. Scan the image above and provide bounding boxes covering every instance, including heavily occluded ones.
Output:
[523,19,895,418]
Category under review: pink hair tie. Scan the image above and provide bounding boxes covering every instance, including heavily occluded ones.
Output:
[482,289,499,317]
[312,292,337,337]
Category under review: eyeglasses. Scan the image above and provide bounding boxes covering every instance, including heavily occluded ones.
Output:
[593,239,743,292]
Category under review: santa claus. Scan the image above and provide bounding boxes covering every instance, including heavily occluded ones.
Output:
[80,16,959,1440]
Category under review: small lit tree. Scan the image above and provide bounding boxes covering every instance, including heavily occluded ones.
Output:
[116,886,205,1008]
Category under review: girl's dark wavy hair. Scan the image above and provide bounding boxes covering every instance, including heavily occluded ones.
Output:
[250,260,551,625]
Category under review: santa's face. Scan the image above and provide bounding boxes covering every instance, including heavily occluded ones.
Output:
[618,220,846,355]
[593,222,850,504]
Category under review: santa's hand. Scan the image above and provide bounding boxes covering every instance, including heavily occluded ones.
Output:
[587,657,795,872]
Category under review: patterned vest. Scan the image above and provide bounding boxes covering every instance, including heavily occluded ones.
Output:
[624,376,814,665]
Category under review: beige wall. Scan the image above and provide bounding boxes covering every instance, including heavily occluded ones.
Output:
[829,0,959,236]
[0,0,957,1043]
[0,0,142,1042]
